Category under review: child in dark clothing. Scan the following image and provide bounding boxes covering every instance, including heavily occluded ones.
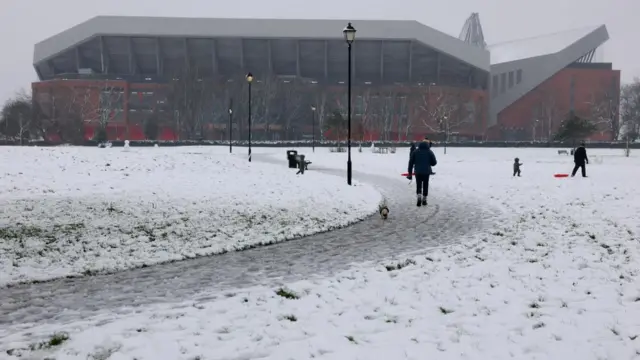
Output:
[513,157,522,177]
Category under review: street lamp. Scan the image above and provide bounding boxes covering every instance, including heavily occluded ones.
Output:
[246,72,253,162]
[311,105,316,153]
[228,98,233,153]
[343,22,356,186]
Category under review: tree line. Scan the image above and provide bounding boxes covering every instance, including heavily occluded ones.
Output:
[4,75,640,144]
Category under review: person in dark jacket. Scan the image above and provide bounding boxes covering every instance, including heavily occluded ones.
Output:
[409,142,416,157]
[571,142,589,177]
[513,157,522,177]
[407,139,438,207]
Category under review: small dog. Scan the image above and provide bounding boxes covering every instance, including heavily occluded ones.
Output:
[378,201,390,220]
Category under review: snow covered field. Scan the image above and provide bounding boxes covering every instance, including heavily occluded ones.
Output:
[3,146,640,360]
[0,146,380,287]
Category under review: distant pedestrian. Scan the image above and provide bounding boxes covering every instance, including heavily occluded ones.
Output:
[513,157,522,177]
[571,142,589,177]
[407,138,438,207]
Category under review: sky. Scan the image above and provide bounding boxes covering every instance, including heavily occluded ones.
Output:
[0,0,637,105]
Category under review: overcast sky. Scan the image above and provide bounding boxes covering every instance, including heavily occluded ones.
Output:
[0,0,636,104]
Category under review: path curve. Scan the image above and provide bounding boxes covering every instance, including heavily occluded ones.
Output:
[0,153,498,329]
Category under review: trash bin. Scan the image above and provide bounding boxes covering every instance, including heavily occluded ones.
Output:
[287,150,298,168]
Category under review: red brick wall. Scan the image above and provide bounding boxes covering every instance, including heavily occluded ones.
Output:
[32,79,489,142]
[493,67,621,141]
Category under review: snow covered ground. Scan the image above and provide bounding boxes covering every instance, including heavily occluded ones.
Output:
[3,146,640,360]
[0,146,381,287]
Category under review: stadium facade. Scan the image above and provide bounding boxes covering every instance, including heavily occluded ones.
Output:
[31,14,619,142]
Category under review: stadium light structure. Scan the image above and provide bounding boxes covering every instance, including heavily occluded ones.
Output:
[246,72,253,162]
[310,105,316,153]
[343,22,356,185]
[228,98,233,153]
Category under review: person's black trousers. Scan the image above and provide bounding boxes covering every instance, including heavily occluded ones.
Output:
[415,173,431,196]
[571,162,587,177]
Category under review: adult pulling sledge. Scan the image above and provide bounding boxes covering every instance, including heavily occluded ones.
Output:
[406,137,438,207]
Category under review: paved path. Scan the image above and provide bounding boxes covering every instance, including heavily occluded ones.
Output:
[0,153,498,330]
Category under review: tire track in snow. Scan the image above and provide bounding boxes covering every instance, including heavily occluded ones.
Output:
[0,153,498,327]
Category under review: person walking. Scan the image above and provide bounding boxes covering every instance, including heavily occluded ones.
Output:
[409,142,416,157]
[571,141,589,177]
[513,157,523,177]
[407,138,438,207]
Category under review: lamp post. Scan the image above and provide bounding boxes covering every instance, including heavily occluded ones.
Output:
[343,22,356,186]
[246,72,253,162]
[228,98,233,153]
[311,105,316,153]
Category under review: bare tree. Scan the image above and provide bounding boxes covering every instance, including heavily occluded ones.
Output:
[274,78,305,139]
[395,94,411,141]
[376,91,398,141]
[168,66,211,140]
[354,88,378,141]
[42,85,91,144]
[325,109,347,144]
[586,89,619,140]
[535,89,560,142]
[419,87,465,152]
[0,91,36,144]
[251,75,279,135]
[620,79,640,142]
[94,82,125,141]
[312,89,328,141]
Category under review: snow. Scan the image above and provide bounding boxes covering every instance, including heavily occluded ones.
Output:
[3,146,640,360]
[0,146,381,287]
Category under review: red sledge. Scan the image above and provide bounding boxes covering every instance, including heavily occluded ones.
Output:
[401,172,415,177]
[554,173,569,178]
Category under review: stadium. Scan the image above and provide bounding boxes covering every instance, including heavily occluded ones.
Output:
[31,14,619,142]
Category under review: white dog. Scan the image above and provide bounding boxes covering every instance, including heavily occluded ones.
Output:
[378,200,390,220]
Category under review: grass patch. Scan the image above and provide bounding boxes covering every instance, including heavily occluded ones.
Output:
[0,225,44,239]
[282,314,297,322]
[439,306,454,315]
[22,332,70,352]
[275,288,299,300]
[529,302,541,309]
[1,223,85,244]
[532,322,545,329]
[385,258,417,271]
[345,335,357,344]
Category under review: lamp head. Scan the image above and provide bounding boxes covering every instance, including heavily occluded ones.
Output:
[343,22,356,44]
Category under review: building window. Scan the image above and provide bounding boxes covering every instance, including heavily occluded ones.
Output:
[500,73,506,93]
[508,71,514,88]
[492,75,498,97]
[516,69,523,84]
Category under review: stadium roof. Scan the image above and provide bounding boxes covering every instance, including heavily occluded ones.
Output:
[488,24,610,126]
[488,25,602,64]
[33,16,490,71]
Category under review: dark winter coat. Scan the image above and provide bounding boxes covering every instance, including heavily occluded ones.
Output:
[513,161,522,171]
[573,146,588,164]
[408,142,437,175]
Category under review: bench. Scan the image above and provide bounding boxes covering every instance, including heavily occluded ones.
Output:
[558,149,569,155]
